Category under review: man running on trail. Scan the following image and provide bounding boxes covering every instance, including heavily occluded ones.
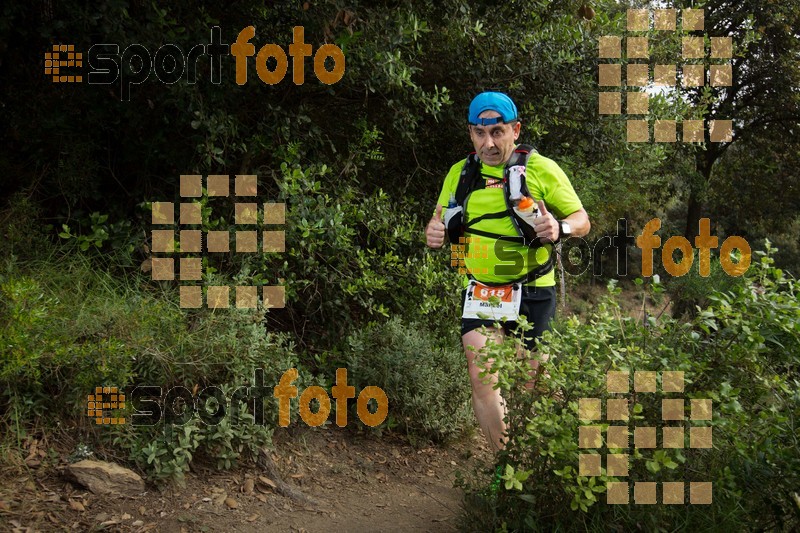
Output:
[425,91,590,451]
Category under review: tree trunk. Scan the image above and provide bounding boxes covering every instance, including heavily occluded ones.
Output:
[674,154,714,319]
[684,153,713,240]
[684,189,703,240]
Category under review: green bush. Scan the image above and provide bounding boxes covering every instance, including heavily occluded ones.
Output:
[666,247,746,318]
[0,194,53,261]
[0,251,306,485]
[0,260,141,424]
[265,154,462,349]
[460,244,799,531]
[0,143,468,481]
[345,316,473,443]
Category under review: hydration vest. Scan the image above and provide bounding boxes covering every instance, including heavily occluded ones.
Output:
[447,144,554,284]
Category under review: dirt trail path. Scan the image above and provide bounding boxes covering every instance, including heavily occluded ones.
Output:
[0,428,492,532]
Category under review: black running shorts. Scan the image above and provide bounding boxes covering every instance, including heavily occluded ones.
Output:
[460,285,556,350]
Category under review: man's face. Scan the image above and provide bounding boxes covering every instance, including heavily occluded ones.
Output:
[468,110,522,166]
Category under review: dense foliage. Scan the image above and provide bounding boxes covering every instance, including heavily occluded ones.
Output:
[461,246,799,530]
[0,0,798,529]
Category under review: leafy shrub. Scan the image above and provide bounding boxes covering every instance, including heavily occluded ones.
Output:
[268,155,462,348]
[666,247,746,318]
[460,244,799,531]
[345,316,472,443]
[0,194,53,261]
[0,252,306,485]
[0,143,468,480]
[0,264,139,424]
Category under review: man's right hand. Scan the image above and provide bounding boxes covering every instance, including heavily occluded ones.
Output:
[425,205,446,248]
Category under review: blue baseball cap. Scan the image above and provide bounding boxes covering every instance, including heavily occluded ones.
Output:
[468,92,519,125]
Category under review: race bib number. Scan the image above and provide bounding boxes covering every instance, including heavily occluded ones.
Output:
[462,282,522,321]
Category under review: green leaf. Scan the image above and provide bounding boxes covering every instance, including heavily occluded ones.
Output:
[646,460,661,473]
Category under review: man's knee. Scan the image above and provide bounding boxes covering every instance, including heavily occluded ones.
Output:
[467,362,497,389]
[462,329,501,380]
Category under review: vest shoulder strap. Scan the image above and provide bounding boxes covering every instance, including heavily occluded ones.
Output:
[454,152,480,207]
[455,144,537,205]
[508,144,536,169]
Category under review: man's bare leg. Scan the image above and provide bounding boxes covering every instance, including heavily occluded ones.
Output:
[463,327,507,451]
[524,350,550,390]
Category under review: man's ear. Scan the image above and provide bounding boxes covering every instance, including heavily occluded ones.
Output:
[513,121,522,138]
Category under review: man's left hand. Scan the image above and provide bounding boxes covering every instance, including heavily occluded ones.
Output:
[533,200,559,243]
